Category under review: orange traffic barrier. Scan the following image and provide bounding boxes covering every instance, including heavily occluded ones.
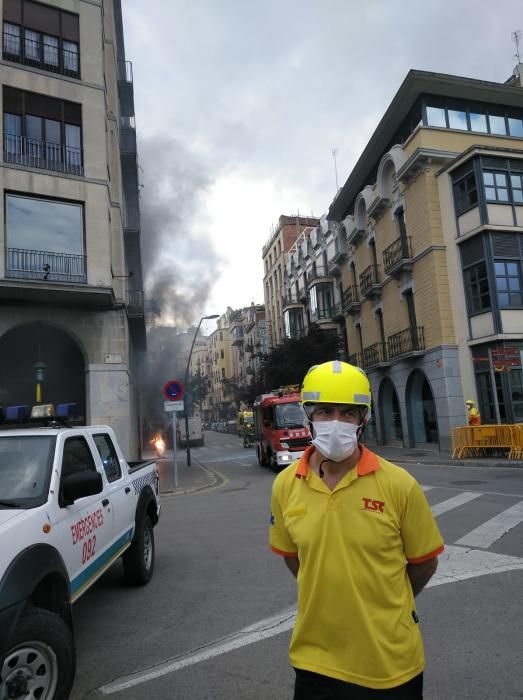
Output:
[452,424,523,460]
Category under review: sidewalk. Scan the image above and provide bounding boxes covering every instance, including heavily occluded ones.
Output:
[365,442,521,469]
[143,449,221,495]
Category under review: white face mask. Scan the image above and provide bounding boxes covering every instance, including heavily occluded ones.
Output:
[311,420,359,462]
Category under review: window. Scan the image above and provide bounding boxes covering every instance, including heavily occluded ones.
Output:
[448,109,467,130]
[511,174,523,204]
[2,0,80,77]
[3,87,83,175]
[426,106,446,127]
[454,173,478,215]
[483,171,509,202]
[5,193,86,283]
[464,262,490,313]
[488,114,507,135]
[62,437,96,479]
[494,261,522,307]
[508,118,523,138]
[424,99,523,138]
[220,349,224,359]
[93,434,121,483]
[470,111,488,133]
[221,367,225,379]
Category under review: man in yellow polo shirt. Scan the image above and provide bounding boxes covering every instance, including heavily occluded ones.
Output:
[270,361,444,699]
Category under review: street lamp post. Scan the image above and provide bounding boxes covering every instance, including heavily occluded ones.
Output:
[184,314,219,466]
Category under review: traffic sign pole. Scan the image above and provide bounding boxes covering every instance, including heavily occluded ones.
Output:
[171,411,178,488]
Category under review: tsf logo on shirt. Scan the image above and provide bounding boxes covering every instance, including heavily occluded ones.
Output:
[362,498,385,513]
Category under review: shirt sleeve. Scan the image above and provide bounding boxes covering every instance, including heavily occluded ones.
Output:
[401,480,444,563]
[270,479,297,557]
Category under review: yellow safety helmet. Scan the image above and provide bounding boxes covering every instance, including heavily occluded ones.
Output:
[465,399,474,405]
[301,360,371,410]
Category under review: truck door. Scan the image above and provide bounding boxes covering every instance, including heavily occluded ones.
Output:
[91,432,132,547]
[51,434,113,601]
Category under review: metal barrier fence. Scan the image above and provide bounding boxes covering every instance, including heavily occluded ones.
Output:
[451,425,523,460]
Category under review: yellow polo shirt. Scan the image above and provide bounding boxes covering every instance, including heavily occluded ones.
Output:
[270,445,444,689]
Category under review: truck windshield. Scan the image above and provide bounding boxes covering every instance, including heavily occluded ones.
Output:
[275,402,306,429]
[0,436,56,508]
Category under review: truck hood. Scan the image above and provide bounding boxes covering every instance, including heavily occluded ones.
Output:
[0,509,25,527]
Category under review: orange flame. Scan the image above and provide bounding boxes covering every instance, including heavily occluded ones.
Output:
[151,434,166,457]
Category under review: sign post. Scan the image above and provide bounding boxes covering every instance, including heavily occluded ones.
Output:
[163,380,185,488]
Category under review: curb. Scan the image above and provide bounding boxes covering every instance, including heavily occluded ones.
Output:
[160,459,226,497]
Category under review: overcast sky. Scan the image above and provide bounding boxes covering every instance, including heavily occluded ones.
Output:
[123,0,521,330]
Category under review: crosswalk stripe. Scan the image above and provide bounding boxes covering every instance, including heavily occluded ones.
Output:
[421,485,434,492]
[456,500,523,549]
[431,491,483,517]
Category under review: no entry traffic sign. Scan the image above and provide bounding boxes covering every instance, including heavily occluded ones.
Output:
[163,379,185,401]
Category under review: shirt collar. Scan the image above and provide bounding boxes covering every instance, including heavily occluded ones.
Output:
[295,444,379,479]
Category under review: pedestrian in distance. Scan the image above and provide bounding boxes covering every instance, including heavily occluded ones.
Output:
[270,360,444,699]
[465,399,481,426]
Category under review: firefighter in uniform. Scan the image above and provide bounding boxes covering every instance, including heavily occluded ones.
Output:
[466,399,481,426]
[270,360,444,699]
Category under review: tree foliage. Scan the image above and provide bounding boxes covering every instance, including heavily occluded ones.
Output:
[259,325,341,393]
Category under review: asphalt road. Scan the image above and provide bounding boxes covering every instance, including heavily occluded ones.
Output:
[72,431,523,699]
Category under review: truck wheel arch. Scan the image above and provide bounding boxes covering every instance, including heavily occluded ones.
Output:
[134,485,159,530]
[0,544,72,662]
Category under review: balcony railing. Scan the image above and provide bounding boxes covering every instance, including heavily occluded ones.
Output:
[387,326,425,360]
[117,60,133,84]
[6,247,87,284]
[123,206,140,231]
[282,292,303,307]
[363,342,390,368]
[126,289,144,316]
[3,31,80,77]
[4,134,83,176]
[348,352,363,367]
[359,264,382,296]
[307,265,331,286]
[342,285,361,312]
[310,305,340,323]
[119,117,137,154]
[382,236,413,276]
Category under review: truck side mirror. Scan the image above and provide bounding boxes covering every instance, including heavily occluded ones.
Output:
[61,471,103,506]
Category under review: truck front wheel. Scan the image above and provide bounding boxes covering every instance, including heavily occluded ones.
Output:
[123,515,155,586]
[2,608,75,700]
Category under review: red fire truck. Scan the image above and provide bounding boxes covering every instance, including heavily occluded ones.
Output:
[253,386,311,471]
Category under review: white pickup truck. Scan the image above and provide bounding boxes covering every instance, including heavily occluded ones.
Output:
[0,420,160,700]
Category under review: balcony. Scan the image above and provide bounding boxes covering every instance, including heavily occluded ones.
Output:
[4,134,83,176]
[382,237,413,278]
[348,352,363,367]
[327,254,345,277]
[231,328,244,347]
[123,206,140,232]
[3,31,80,78]
[310,304,342,324]
[282,292,303,309]
[119,117,137,155]
[387,326,425,360]
[307,265,332,287]
[126,289,144,317]
[6,247,86,284]
[359,264,382,298]
[117,61,134,119]
[245,343,254,354]
[342,285,361,314]
[363,342,391,369]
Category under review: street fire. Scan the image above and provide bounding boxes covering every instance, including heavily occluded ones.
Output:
[151,434,166,458]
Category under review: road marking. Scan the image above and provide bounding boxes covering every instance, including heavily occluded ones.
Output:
[431,491,483,516]
[429,544,523,586]
[97,607,296,694]
[455,500,523,549]
[421,485,433,491]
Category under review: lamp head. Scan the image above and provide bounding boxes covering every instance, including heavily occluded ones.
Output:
[204,314,219,320]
